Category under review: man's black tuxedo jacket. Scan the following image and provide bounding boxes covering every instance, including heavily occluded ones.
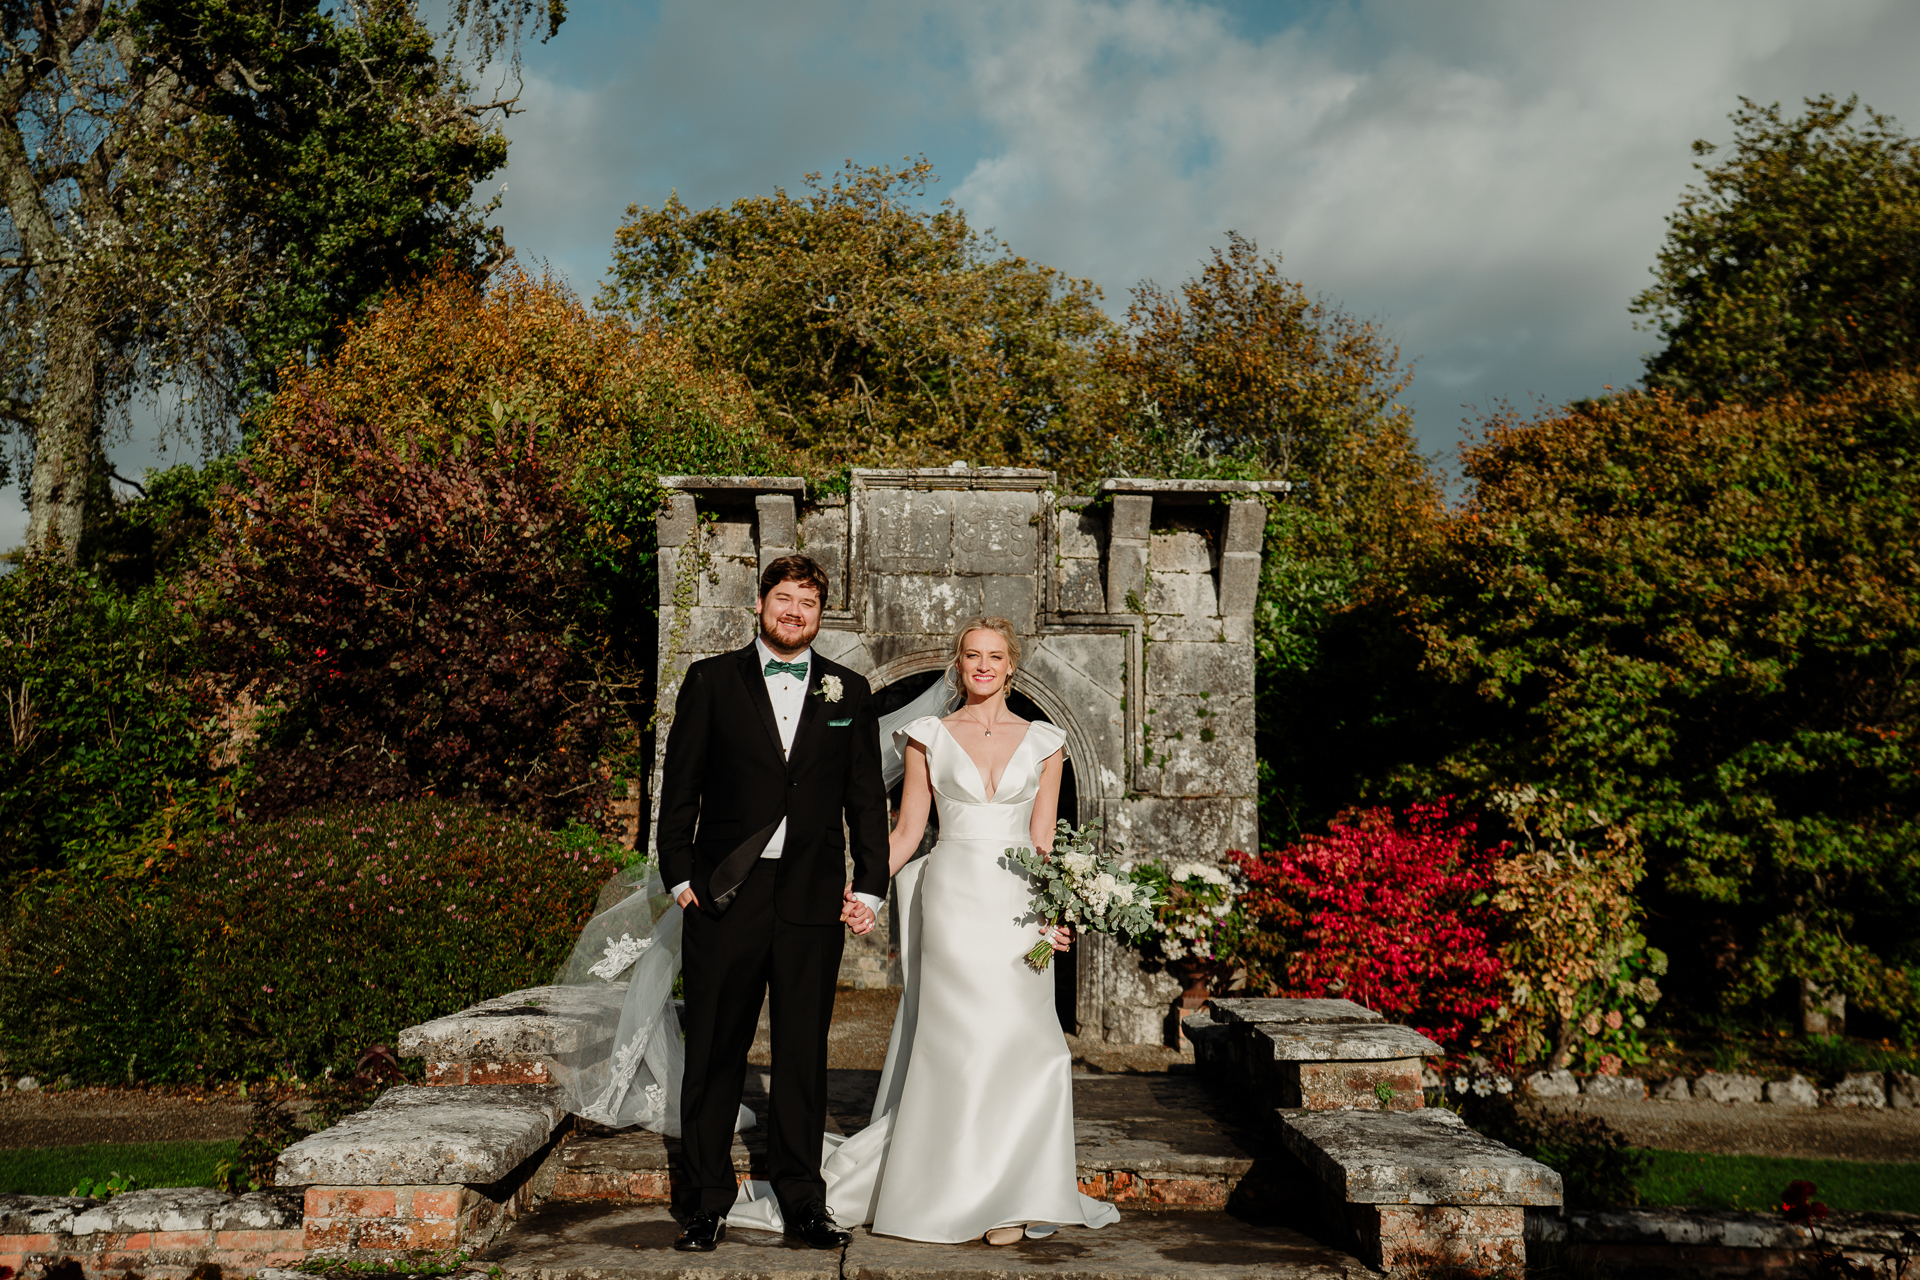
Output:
[656,643,891,926]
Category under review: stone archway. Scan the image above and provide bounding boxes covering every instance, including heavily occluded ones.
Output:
[649,467,1285,1043]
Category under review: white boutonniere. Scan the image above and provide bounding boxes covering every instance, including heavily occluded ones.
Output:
[815,674,845,703]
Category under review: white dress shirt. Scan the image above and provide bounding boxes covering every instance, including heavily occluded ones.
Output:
[671,638,884,920]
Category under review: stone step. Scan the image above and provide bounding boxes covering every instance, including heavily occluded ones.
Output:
[475,1201,1374,1279]
[555,1071,1274,1212]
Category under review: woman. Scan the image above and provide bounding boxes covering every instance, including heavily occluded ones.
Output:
[859,616,1120,1244]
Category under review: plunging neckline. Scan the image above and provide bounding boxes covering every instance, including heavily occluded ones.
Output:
[937,718,1032,803]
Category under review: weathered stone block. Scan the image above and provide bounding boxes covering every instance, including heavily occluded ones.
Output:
[951,490,1038,574]
[1356,1203,1527,1278]
[1056,556,1107,613]
[754,493,796,550]
[1148,641,1255,696]
[706,517,755,559]
[1652,1075,1692,1101]
[866,489,952,572]
[277,1086,566,1187]
[867,573,980,636]
[981,573,1036,633]
[1110,493,1153,543]
[684,606,754,653]
[1120,796,1257,859]
[1149,527,1215,575]
[1147,564,1219,617]
[1218,550,1262,617]
[655,492,696,547]
[1765,1075,1820,1107]
[1525,1069,1579,1098]
[1222,499,1267,554]
[797,506,847,609]
[399,985,622,1063]
[699,549,758,608]
[1694,1072,1764,1104]
[1106,540,1149,615]
[1277,1108,1563,1206]
[1583,1075,1647,1101]
[1833,1072,1887,1108]
[1281,1058,1425,1111]
[1057,506,1105,559]
[1891,1069,1920,1109]
[1149,693,1254,796]
[809,627,866,668]
[1255,1023,1443,1063]
[1208,997,1384,1026]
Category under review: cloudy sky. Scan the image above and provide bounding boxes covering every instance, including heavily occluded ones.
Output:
[11,0,1920,545]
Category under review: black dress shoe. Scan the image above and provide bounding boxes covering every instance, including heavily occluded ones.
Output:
[674,1211,726,1252]
[787,1208,852,1249]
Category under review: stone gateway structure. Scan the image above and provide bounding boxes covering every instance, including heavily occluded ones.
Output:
[651,467,1287,1043]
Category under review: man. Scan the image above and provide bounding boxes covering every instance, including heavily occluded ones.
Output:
[657,554,891,1252]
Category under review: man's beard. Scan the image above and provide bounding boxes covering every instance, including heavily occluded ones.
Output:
[761,611,821,653]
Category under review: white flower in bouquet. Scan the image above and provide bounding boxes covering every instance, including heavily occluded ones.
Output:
[1008,819,1158,972]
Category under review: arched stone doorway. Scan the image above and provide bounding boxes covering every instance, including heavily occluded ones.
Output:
[649,467,1283,1043]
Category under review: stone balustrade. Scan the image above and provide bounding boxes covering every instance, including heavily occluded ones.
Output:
[397,983,622,1087]
[0,1188,304,1280]
[1186,997,1561,1278]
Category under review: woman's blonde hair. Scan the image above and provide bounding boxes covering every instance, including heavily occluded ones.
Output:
[950,616,1021,675]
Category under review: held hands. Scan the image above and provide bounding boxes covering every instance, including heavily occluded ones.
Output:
[841,886,876,935]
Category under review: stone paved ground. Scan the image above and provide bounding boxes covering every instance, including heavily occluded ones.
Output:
[560,1070,1267,1196]
[1536,1096,1920,1163]
[474,1201,1372,1280]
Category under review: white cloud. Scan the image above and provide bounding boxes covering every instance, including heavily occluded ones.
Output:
[940,0,1920,445]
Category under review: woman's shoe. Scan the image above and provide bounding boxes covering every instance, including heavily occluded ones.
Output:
[984,1226,1025,1246]
[1024,1224,1058,1239]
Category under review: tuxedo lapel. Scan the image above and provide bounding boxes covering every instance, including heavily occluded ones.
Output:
[735,646,786,764]
[788,659,829,768]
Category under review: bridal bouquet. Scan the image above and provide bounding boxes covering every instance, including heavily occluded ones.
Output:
[1009,819,1159,972]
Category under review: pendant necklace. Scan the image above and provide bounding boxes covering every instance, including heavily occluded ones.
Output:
[967,707,1001,737]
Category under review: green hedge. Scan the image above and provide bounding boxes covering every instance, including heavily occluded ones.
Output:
[0,799,615,1083]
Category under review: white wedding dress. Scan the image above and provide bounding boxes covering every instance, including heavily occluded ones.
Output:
[725,714,1121,1242]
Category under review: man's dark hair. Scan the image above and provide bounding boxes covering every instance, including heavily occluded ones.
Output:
[759,553,830,602]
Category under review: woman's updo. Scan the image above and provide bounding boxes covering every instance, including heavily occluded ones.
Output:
[950,616,1021,674]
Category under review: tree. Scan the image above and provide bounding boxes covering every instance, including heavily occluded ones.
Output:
[200,266,774,822]
[1,0,561,560]
[1102,232,1419,488]
[1412,376,1920,1031]
[597,158,1116,479]
[1634,95,1920,405]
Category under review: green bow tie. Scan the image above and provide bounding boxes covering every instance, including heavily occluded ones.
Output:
[763,658,808,678]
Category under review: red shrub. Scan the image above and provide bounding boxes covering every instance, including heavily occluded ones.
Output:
[1232,799,1504,1049]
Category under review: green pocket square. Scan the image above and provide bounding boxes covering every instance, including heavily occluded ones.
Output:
[828,717,853,727]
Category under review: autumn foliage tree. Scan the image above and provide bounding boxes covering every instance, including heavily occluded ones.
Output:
[200,267,776,820]
[598,158,1116,479]
[1413,373,1920,1030]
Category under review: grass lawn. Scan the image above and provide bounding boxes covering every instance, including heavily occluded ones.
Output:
[0,1140,239,1196]
[1640,1148,1920,1215]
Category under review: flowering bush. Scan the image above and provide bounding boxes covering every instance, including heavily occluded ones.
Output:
[0,799,613,1083]
[1135,859,1244,966]
[1231,799,1504,1050]
[1481,786,1665,1073]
